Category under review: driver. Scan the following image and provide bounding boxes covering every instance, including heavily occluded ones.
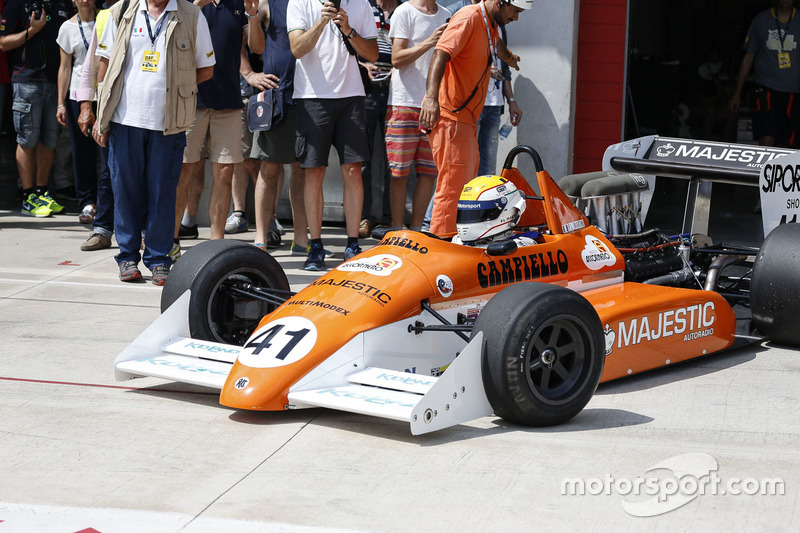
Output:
[452,175,537,246]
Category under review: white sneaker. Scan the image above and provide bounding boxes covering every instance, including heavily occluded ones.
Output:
[225,211,248,234]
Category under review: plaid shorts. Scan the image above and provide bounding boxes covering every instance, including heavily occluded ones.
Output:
[385,106,438,179]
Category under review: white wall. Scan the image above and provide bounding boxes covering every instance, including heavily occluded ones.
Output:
[500,0,579,183]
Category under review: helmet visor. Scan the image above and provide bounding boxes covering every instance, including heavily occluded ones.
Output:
[457,199,505,224]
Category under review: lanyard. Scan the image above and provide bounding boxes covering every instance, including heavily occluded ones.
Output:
[479,1,497,70]
[776,8,796,52]
[144,10,167,49]
[76,14,91,49]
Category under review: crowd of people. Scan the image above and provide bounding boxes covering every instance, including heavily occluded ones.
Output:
[0,0,529,284]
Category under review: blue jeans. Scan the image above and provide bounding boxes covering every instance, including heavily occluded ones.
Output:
[93,142,114,238]
[11,82,58,149]
[108,123,186,269]
[477,105,502,176]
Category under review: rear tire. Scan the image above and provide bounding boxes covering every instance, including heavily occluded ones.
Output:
[751,223,800,346]
[473,283,605,426]
[161,240,290,345]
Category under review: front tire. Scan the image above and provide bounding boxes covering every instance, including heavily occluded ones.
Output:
[473,283,605,426]
[161,240,290,345]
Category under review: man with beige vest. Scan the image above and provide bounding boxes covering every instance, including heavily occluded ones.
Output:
[93,0,215,284]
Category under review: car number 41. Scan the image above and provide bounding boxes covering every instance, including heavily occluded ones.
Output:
[237,317,318,368]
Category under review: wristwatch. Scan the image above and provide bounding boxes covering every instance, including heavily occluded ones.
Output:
[246,10,258,17]
[345,28,357,39]
[507,97,516,103]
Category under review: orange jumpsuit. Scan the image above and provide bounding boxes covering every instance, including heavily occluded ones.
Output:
[429,3,499,235]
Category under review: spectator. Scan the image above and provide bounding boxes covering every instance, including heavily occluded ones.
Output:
[74,0,119,251]
[0,0,69,217]
[0,0,9,137]
[223,45,265,236]
[419,0,528,235]
[287,0,378,270]
[385,0,447,230]
[247,0,297,252]
[94,0,215,284]
[173,0,264,249]
[357,0,398,238]
[730,0,800,148]
[56,0,101,225]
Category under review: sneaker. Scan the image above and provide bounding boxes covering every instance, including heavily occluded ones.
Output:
[343,242,363,261]
[224,211,248,234]
[21,193,52,217]
[178,223,198,239]
[81,232,112,251]
[358,219,374,239]
[303,242,326,271]
[151,263,170,286]
[79,204,96,224]
[267,228,281,249]
[168,241,182,262]
[290,240,335,258]
[270,216,286,235]
[37,191,65,214]
[119,261,142,282]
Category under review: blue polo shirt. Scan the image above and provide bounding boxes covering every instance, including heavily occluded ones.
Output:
[262,0,294,106]
[197,0,249,109]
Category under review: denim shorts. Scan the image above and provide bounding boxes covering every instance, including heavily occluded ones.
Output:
[12,82,59,149]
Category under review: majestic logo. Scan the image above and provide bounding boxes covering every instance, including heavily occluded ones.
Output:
[477,250,568,289]
[615,302,716,348]
[436,275,453,298]
[310,278,392,306]
[337,254,403,277]
[581,236,616,270]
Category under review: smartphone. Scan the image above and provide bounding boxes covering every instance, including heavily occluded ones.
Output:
[332,0,341,9]
[446,17,451,22]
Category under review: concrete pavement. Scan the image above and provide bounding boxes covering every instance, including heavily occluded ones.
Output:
[0,209,798,532]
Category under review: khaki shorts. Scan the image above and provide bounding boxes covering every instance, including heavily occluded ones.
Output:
[183,108,244,164]
[240,98,254,158]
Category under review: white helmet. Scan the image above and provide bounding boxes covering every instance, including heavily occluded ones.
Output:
[456,175,527,244]
[506,0,533,9]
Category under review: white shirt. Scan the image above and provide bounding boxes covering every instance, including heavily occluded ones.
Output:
[57,18,96,101]
[97,0,215,131]
[388,2,450,108]
[287,0,377,99]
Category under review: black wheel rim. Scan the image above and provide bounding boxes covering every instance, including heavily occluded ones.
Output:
[524,315,593,405]
[206,267,280,345]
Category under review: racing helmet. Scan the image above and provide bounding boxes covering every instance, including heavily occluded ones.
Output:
[456,175,527,243]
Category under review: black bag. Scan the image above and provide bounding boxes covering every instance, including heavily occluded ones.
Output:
[247,88,283,132]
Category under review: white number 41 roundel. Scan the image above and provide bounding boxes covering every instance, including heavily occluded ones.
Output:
[237,317,318,368]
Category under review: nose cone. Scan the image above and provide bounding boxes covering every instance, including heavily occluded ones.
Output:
[220,315,319,411]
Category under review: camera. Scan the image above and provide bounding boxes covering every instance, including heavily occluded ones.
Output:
[27,0,52,19]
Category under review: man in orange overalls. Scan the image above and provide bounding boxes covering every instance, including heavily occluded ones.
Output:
[419,0,530,235]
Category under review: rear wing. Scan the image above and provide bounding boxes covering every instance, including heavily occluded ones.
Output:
[601,136,796,237]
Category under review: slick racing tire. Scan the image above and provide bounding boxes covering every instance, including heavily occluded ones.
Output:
[751,223,800,347]
[161,239,290,345]
[473,283,605,427]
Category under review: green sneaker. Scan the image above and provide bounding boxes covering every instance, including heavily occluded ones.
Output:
[21,193,52,217]
[37,191,65,214]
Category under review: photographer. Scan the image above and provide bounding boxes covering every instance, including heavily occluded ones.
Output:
[0,0,69,217]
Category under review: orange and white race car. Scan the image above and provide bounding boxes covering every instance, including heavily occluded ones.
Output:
[115,142,800,435]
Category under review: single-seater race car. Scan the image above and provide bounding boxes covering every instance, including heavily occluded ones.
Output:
[115,141,800,435]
